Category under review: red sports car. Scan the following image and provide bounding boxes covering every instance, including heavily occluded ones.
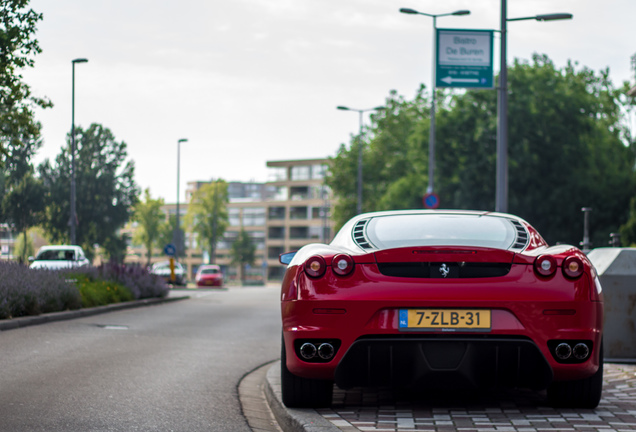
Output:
[279,210,604,408]
[195,264,224,287]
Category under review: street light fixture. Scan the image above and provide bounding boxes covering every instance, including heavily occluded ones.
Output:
[175,138,188,262]
[496,2,572,213]
[70,57,88,245]
[399,8,470,195]
[337,105,385,214]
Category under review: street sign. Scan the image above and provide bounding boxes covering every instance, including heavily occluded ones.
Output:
[436,28,494,89]
[423,193,440,209]
[163,243,176,256]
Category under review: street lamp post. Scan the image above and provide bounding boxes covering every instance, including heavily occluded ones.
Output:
[175,138,188,262]
[337,105,385,214]
[399,8,470,194]
[70,58,88,245]
[496,2,572,213]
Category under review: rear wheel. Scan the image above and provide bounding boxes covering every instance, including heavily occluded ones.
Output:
[548,343,604,408]
[281,336,333,408]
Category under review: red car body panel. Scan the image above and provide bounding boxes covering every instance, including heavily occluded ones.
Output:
[280,211,603,391]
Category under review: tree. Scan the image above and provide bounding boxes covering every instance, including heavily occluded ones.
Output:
[132,189,165,266]
[0,0,52,158]
[3,171,45,262]
[327,55,636,246]
[326,88,428,229]
[184,180,229,264]
[38,123,139,259]
[230,229,256,285]
[1,131,46,262]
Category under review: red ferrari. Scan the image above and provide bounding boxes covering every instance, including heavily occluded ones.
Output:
[279,210,603,408]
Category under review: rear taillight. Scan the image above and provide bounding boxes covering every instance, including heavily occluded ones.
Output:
[332,254,355,277]
[304,256,326,278]
[562,255,584,279]
[534,255,557,277]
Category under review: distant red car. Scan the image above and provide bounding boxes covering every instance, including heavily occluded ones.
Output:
[280,210,604,409]
[195,265,224,287]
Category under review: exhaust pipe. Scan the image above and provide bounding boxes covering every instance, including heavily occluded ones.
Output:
[318,343,335,360]
[299,343,317,360]
[573,343,590,360]
[555,343,572,360]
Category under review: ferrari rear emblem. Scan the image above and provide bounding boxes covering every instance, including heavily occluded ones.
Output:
[439,263,450,278]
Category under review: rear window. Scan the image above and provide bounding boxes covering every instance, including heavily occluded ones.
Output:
[36,249,75,260]
[365,214,517,250]
[201,268,219,275]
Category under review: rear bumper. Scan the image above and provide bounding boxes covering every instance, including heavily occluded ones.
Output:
[334,336,553,390]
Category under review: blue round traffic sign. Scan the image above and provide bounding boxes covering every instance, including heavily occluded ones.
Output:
[163,243,176,256]
[423,193,440,209]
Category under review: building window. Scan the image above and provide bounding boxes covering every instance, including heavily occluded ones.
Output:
[217,231,238,250]
[229,208,240,226]
[242,207,265,226]
[289,226,309,239]
[309,226,323,240]
[249,231,266,250]
[311,206,330,219]
[268,206,286,220]
[291,165,311,181]
[312,164,328,180]
[290,186,309,201]
[268,246,285,259]
[268,167,287,181]
[290,206,308,220]
[271,186,288,201]
[268,226,285,240]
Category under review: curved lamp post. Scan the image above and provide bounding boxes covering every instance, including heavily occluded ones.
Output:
[399,8,470,195]
[175,138,188,262]
[337,105,385,214]
[70,57,88,245]
[496,3,572,213]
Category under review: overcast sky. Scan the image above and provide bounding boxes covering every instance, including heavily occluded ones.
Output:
[23,0,636,204]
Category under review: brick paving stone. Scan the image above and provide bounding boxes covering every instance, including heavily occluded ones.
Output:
[322,363,636,432]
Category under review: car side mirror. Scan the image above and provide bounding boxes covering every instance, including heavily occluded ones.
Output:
[279,252,297,265]
[28,256,35,262]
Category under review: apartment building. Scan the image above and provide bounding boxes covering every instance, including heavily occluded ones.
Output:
[125,158,334,283]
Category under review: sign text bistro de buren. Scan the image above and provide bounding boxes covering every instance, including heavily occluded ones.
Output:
[436,28,494,89]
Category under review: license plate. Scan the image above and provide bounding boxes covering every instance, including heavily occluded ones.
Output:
[399,309,491,331]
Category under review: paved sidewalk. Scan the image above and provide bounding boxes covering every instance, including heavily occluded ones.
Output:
[263,362,636,432]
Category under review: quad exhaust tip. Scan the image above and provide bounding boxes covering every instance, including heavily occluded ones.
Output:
[299,342,335,360]
[554,342,591,361]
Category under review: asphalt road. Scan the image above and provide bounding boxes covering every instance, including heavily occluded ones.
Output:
[0,287,282,432]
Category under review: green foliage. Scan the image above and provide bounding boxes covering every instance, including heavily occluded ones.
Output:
[0,0,52,158]
[0,130,46,260]
[327,88,429,230]
[132,189,165,265]
[38,123,140,259]
[619,197,636,246]
[231,229,256,284]
[328,56,636,246]
[185,180,229,263]
[72,273,133,308]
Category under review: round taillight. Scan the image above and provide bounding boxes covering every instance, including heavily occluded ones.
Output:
[534,255,557,277]
[332,254,355,277]
[304,256,326,278]
[562,256,584,279]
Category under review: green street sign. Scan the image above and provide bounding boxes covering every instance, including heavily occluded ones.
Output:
[436,28,494,89]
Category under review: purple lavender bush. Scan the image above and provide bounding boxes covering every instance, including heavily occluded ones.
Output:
[68,261,169,300]
[0,261,82,319]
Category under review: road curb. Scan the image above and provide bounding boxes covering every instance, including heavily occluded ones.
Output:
[264,361,340,432]
[0,296,190,331]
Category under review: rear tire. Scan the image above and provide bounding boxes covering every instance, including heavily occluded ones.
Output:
[281,336,333,408]
[548,343,604,408]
